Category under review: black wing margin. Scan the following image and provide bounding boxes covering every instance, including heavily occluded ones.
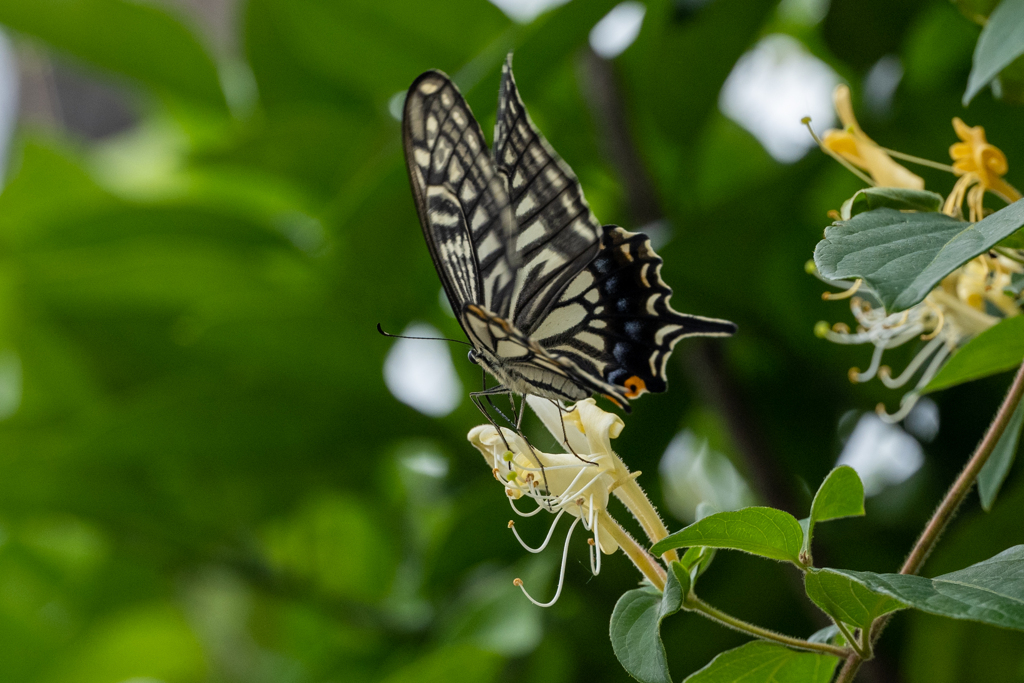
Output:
[403,71,514,322]
[532,227,737,407]
[491,54,602,332]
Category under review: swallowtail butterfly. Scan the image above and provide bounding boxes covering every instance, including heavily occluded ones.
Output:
[402,55,735,418]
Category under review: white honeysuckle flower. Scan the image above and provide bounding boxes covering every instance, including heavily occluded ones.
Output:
[468,397,664,606]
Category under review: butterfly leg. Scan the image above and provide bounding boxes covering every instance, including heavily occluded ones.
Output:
[471,385,519,453]
[551,399,597,466]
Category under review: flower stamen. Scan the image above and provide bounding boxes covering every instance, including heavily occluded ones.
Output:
[513,516,581,607]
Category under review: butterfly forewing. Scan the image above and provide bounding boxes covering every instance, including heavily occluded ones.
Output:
[491,55,602,333]
[403,72,514,324]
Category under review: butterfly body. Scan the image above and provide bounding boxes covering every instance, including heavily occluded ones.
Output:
[403,55,735,413]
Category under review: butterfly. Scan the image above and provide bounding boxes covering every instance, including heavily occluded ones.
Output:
[402,54,735,424]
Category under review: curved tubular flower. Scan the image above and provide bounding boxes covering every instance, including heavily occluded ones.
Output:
[946,117,1022,220]
[815,93,1023,422]
[468,397,670,605]
[820,84,924,189]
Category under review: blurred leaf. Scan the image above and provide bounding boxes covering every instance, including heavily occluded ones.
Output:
[245,0,509,112]
[953,0,1003,23]
[978,398,1024,511]
[804,569,904,632]
[40,603,205,683]
[832,546,1024,630]
[651,507,805,566]
[262,494,397,602]
[0,0,225,110]
[964,0,1024,104]
[814,201,1024,312]
[681,641,839,683]
[840,188,944,220]
[903,4,980,94]
[803,467,864,562]
[609,567,684,683]
[925,316,1024,392]
[380,643,503,683]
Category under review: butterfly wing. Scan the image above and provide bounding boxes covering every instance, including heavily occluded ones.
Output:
[490,54,603,332]
[532,227,737,405]
[403,71,514,327]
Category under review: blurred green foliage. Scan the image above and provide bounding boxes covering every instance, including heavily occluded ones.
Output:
[0,0,1022,682]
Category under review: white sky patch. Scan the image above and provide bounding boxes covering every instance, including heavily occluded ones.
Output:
[0,31,18,184]
[719,34,839,163]
[903,397,939,443]
[401,451,449,479]
[863,55,904,117]
[488,0,571,23]
[590,2,647,60]
[659,429,755,523]
[837,413,924,496]
[383,323,462,417]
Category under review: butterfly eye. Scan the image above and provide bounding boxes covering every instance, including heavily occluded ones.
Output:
[468,350,479,365]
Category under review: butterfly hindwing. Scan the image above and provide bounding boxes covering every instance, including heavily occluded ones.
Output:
[533,227,737,404]
[403,71,514,325]
[491,55,602,333]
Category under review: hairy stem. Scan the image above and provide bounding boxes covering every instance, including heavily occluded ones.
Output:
[686,594,851,658]
[602,516,667,590]
[612,475,679,563]
[835,360,1024,682]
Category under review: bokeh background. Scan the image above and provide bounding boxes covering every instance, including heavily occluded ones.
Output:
[0,0,1022,681]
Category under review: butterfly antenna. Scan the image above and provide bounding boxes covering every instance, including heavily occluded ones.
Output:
[376,323,473,347]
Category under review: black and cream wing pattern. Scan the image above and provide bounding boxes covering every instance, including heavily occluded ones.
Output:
[402,54,735,412]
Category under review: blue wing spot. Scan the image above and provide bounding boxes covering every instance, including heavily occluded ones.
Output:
[625,321,642,339]
[616,298,630,313]
[613,342,630,362]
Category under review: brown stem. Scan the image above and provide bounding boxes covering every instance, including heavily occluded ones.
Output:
[835,360,1024,683]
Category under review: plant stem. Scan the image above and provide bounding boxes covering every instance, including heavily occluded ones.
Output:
[612,475,679,563]
[832,620,865,659]
[602,516,667,590]
[685,594,851,658]
[901,360,1024,575]
[834,360,1024,683]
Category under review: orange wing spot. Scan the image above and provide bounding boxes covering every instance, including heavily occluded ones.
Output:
[624,376,647,398]
[602,393,624,409]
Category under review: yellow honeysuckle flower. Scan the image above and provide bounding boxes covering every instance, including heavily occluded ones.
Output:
[820,84,924,190]
[814,93,1024,422]
[944,117,1023,221]
[468,397,670,605]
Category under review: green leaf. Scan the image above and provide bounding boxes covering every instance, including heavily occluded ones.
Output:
[964,0,1024,104]
[651,507,805,566]
[679,545,717,586]
[814,200,1024,312]
[925,316,1024,392]
[832,546,1024,631]
[841,188,945,220]
[0,0,226,109]
[609,566,684,683]
[809,466,865,525]
[804,569,904,632]
[978,398,1024,511]
[803,467,865,562]
[682,641,839,683]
